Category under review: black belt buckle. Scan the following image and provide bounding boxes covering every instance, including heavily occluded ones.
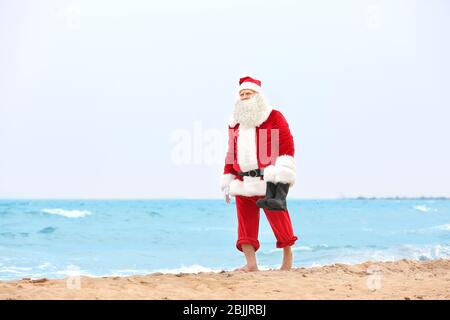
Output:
[238,169,263,177]
[248,169,258,177]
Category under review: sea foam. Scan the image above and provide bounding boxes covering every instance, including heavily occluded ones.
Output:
[413,205,437,212]
[41,208,92,218]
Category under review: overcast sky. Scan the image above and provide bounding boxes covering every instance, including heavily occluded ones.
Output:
[1,0,449,199]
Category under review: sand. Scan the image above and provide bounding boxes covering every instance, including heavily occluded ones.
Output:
[1,259,449,300]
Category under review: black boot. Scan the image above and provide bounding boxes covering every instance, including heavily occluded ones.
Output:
[265,183,290,211]
[256,182,277,209]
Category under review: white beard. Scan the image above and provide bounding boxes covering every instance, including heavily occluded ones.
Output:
[232,93,272,127]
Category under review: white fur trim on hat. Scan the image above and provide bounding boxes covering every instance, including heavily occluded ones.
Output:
[238,82,261,93]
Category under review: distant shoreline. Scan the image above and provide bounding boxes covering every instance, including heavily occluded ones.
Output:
[350,196,450,200]
[296,197,448,200]
[0,197,449,201]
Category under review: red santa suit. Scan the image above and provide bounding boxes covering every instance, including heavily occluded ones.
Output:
[220,76,298,252]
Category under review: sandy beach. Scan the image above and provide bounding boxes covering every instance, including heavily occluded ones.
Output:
[0,259,449,300]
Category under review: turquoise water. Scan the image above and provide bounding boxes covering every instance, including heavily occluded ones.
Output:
[0,199,449,280]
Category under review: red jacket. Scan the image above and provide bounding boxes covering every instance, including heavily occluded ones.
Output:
[221,109,296,197]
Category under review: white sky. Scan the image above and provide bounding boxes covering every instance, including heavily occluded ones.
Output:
[1,0,449,199]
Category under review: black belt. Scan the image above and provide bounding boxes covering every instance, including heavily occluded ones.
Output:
[237,169,264,177]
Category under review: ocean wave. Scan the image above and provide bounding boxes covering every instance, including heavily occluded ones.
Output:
[413,205,437,212]
[260,244,341,256]
[262,245,315,255]
[153,264,220,274]
[368,244,450,262]
[0,232,30,239]
[53,265,87,277]
[1,244,449,281]
[68,264,277,279]
[0,266,33,274]
[41,208,92,218]
[37,262,53,269]
[191,227,235,232]
[149,264,275,275]
[298,244,450,268]
[425,224,450,232]
[67,265,227,278]
[38,227,57,234]
[435,224,450,231]
[404,223,450,234]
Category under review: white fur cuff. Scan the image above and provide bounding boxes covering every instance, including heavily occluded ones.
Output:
[275,166,296,186]
[263,155,296,186]
[275,155,296,171]
[220,173,236,191]
[263,165,276,183]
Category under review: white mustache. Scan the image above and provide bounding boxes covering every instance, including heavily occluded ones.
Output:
[233,93,270,127]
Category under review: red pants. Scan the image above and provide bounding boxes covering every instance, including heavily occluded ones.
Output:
[235,195,298,252]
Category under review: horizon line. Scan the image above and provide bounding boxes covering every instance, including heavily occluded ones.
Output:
[0,196,449,201]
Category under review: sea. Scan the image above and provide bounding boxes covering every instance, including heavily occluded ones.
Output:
[0,199,449,280]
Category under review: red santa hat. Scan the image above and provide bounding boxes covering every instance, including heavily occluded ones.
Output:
[238,76,262,93]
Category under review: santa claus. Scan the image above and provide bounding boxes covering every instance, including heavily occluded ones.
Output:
[220,76,298,272]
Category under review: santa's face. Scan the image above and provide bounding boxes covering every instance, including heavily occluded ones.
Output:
[239,89,256,101]
[233,92,270,127]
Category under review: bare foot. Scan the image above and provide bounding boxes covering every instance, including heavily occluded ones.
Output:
[234,265,259,272]
[280,264,292,271]
[280,248,293,271]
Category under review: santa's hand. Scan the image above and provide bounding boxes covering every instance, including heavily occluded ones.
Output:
[225,193,231,204]
[224,187,231,204]
[220,174,235,203]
